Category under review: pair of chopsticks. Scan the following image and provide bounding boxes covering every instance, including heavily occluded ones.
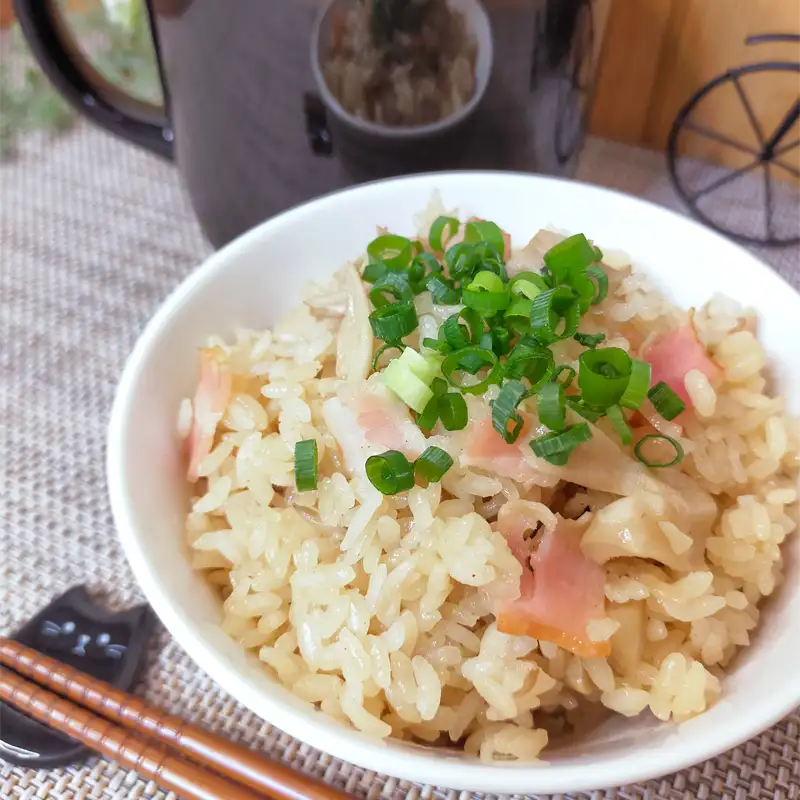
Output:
[0,638,349,800]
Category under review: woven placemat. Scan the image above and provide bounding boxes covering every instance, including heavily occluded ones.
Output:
[1,121,798,799]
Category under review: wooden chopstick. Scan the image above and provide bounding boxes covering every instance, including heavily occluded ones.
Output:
[0,638,347,800]
[0,666,261,800]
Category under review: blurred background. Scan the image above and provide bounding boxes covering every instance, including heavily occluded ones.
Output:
[1,0,797,248]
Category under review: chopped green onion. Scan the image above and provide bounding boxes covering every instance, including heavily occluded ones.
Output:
[465,220,506,256]
[362,261,387,284]
[574,331,606,349]
[429,216,459,252]
[425,273,461,305]
[537,381,566,431]
[504,336,554,393]
[446,242,480,281]
[634,434,684,468]
[367,234,413,271]
[471,242,507,279]
[414,446,454,482]
[586,265,608,305]
[491,326,511,356]
[439,391,468,430]
[397,347,441,384]
[530,287,580,344]
[369,272,414,307]
[592,245,603,261]
[431,377,448,396]
[566,397,606,422]
[607,404,633,445]
[578,347,632,406]
[504,297,533,332]
[620,359,652,410]
[371,343,404,372]
[530,422,592,465]
[422,336,449,353]
[647,381,686,421]
[369,301,418,342]
[492,379,527,443]
[553,364,576,388]
[294,439,318,491]
[443,309,482,350]
[409,252,441,292]
[412,240,425,255]
[462,270,510,315]
[509,272,548,301]
[570,271,596,313]
[543,233,597,286]
[383,359,433,413]
[442,347,500,394]
[414,396,439,431]
[365,450,415,495]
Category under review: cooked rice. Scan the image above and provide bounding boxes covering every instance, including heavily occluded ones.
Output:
[182,202,799,762]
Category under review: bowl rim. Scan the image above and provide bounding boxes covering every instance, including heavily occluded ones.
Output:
[108,170,800,794]
[309,0,494,140]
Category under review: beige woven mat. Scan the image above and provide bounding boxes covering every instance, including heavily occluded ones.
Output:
[1,122,799,800]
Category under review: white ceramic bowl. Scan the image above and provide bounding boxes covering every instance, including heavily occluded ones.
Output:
[108,172,800,795]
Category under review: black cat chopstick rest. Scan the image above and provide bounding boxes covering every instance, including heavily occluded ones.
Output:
[0,585,155,768]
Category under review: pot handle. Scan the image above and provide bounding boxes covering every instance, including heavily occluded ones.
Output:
[12,0,174,159]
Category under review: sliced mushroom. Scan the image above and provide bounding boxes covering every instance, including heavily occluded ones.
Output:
[335,262,373,383]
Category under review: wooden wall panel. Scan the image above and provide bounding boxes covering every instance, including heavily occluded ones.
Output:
[589,0,800,181]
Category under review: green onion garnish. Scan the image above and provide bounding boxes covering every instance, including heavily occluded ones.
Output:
[429,216,459,252]
[414,396,439,431]
[409,252,441,293]
[574,331,606,349]
[369,272,414,308]
[504,297,533,333]
[383,359,433,413]
[461,270,510,316]
[578,347,632,406]
[446,242,480,281]
[586,265,608,305]
[620,359,652,410]
[442,347,500,395]
[369,301,418,342]
[438,391,468,430]
[362,261,387,284]
[414,446,454,482]
[504,336,554,393]
[509,272,548,301]
[530,287,580,344]
[365,450,415,495]
[553,364,576,388]
[492,379,527,443]
[465,220,506,256]
[294,439,318,491]
[647,381,686,420]
[371,342,404,372]
[634,434,684,468]
[537,381,566,431]
[566,397,606,422]
[491,326,511,356]
[543,233,597,285]
[367,234,413,271]
[443,308,482,350]
[425,273,461,305]
[530,422,592,465]
[431,377,448,396]
[607,404,633,445]
[422,336,448,353]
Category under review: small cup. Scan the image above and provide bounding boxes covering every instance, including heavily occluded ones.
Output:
[310,0,494,179]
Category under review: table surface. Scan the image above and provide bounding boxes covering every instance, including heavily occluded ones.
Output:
[1,122,799,800]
